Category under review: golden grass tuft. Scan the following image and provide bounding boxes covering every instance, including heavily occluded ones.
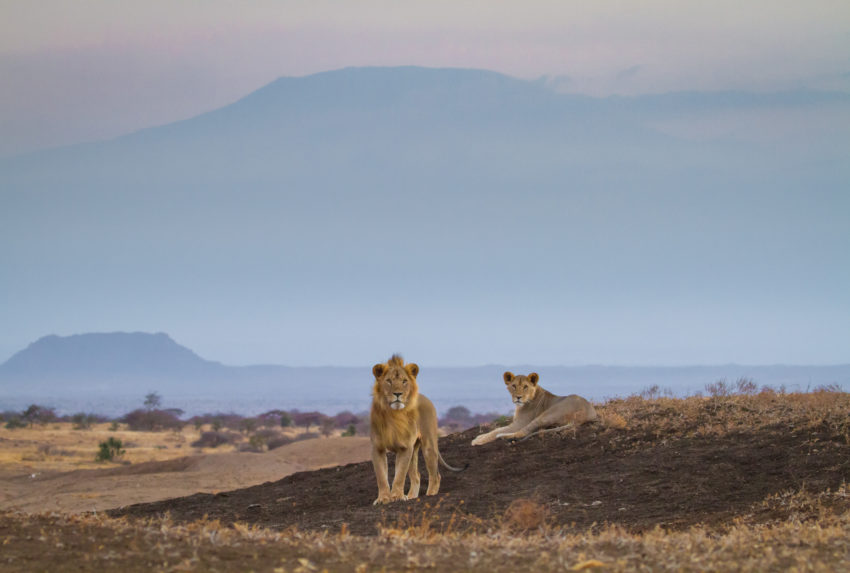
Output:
[597,408,628,429]
[502,498,549,532]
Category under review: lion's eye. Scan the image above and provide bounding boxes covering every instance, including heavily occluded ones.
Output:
[511,384,516,389]
[403,380,407,385]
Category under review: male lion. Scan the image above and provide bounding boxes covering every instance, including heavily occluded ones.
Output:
[471,371,599,446]
[370,354,464,504]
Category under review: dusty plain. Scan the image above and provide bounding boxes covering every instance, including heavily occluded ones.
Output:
[0,423,371,514]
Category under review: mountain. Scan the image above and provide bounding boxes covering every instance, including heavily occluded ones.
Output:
[1,67,848,368]
[0,332,348,409]
[0,332,223,379]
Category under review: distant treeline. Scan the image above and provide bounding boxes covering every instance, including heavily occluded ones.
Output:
[1,398,502,436]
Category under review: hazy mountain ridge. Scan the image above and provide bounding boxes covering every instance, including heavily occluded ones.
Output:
[0,332,223,377]
[2,66,847,369]
[5,67,848,174]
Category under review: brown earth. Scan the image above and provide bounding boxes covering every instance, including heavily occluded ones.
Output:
[111,407,850,536]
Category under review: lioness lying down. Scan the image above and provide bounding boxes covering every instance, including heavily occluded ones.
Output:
[471,371,598,446]
[370,354,465,504]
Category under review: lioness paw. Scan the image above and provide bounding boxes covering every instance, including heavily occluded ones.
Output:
[471,435,489,446]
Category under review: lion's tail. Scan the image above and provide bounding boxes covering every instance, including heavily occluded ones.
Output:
[438,452,468,472]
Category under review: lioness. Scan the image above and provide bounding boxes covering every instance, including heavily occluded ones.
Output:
[370,354,465,504]
[471,371,598,445]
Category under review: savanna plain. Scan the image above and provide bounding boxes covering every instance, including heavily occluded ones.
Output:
[1,382,849,572]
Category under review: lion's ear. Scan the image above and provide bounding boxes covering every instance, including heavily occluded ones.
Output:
[373,363,387,379]
[406,363,419,378]
[528,373,539,385]
[503,371,514,384]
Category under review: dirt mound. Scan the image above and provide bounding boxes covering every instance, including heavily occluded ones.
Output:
[111,414,850,535]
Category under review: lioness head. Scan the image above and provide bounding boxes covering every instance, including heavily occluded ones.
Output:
[503,371,540,406]
[373,354,420,411]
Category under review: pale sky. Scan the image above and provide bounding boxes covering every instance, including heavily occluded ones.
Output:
[2,0,849,155]
[1,1,849,368]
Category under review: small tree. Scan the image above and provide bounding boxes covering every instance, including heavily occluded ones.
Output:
[341,424,356,437]
[332,411,360,428]
[144,392,162,410]
[95,437,125,462]
[257,410,285,428]
[320,417,336,437]
[191,430,239,449]
[440,405,475,431]
[705,379,731,398]
[293,411,324,431]
[446,406,472,423]
[280,412,293,428]
[239,418,258,434]
[123,408,183,432]
[4,416,26,430]
[736,377,758,395]
[71,412,95,430]
[22,404,56,427]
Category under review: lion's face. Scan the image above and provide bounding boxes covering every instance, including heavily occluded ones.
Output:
[503,371,540,406]
[373,355,419,410]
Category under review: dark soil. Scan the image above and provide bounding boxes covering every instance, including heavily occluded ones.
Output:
[110,421,850,535]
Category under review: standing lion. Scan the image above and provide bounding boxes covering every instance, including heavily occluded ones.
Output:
[370,354,464,504]
[471,371,599,445]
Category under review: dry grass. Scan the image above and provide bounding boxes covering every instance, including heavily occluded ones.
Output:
[3,488,849,572]
[0,423,190,471]
[596,387,850,444]
[0,422,333,473]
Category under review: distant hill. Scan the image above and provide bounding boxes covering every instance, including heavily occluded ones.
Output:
[0,332,234,399]
[1,332,222,378]
[0,332,369,411]
[1,332,848,417]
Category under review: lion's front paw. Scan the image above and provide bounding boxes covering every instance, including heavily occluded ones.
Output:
[496,432,519,440]
[471,434,490,446]
[373,492,391,505]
